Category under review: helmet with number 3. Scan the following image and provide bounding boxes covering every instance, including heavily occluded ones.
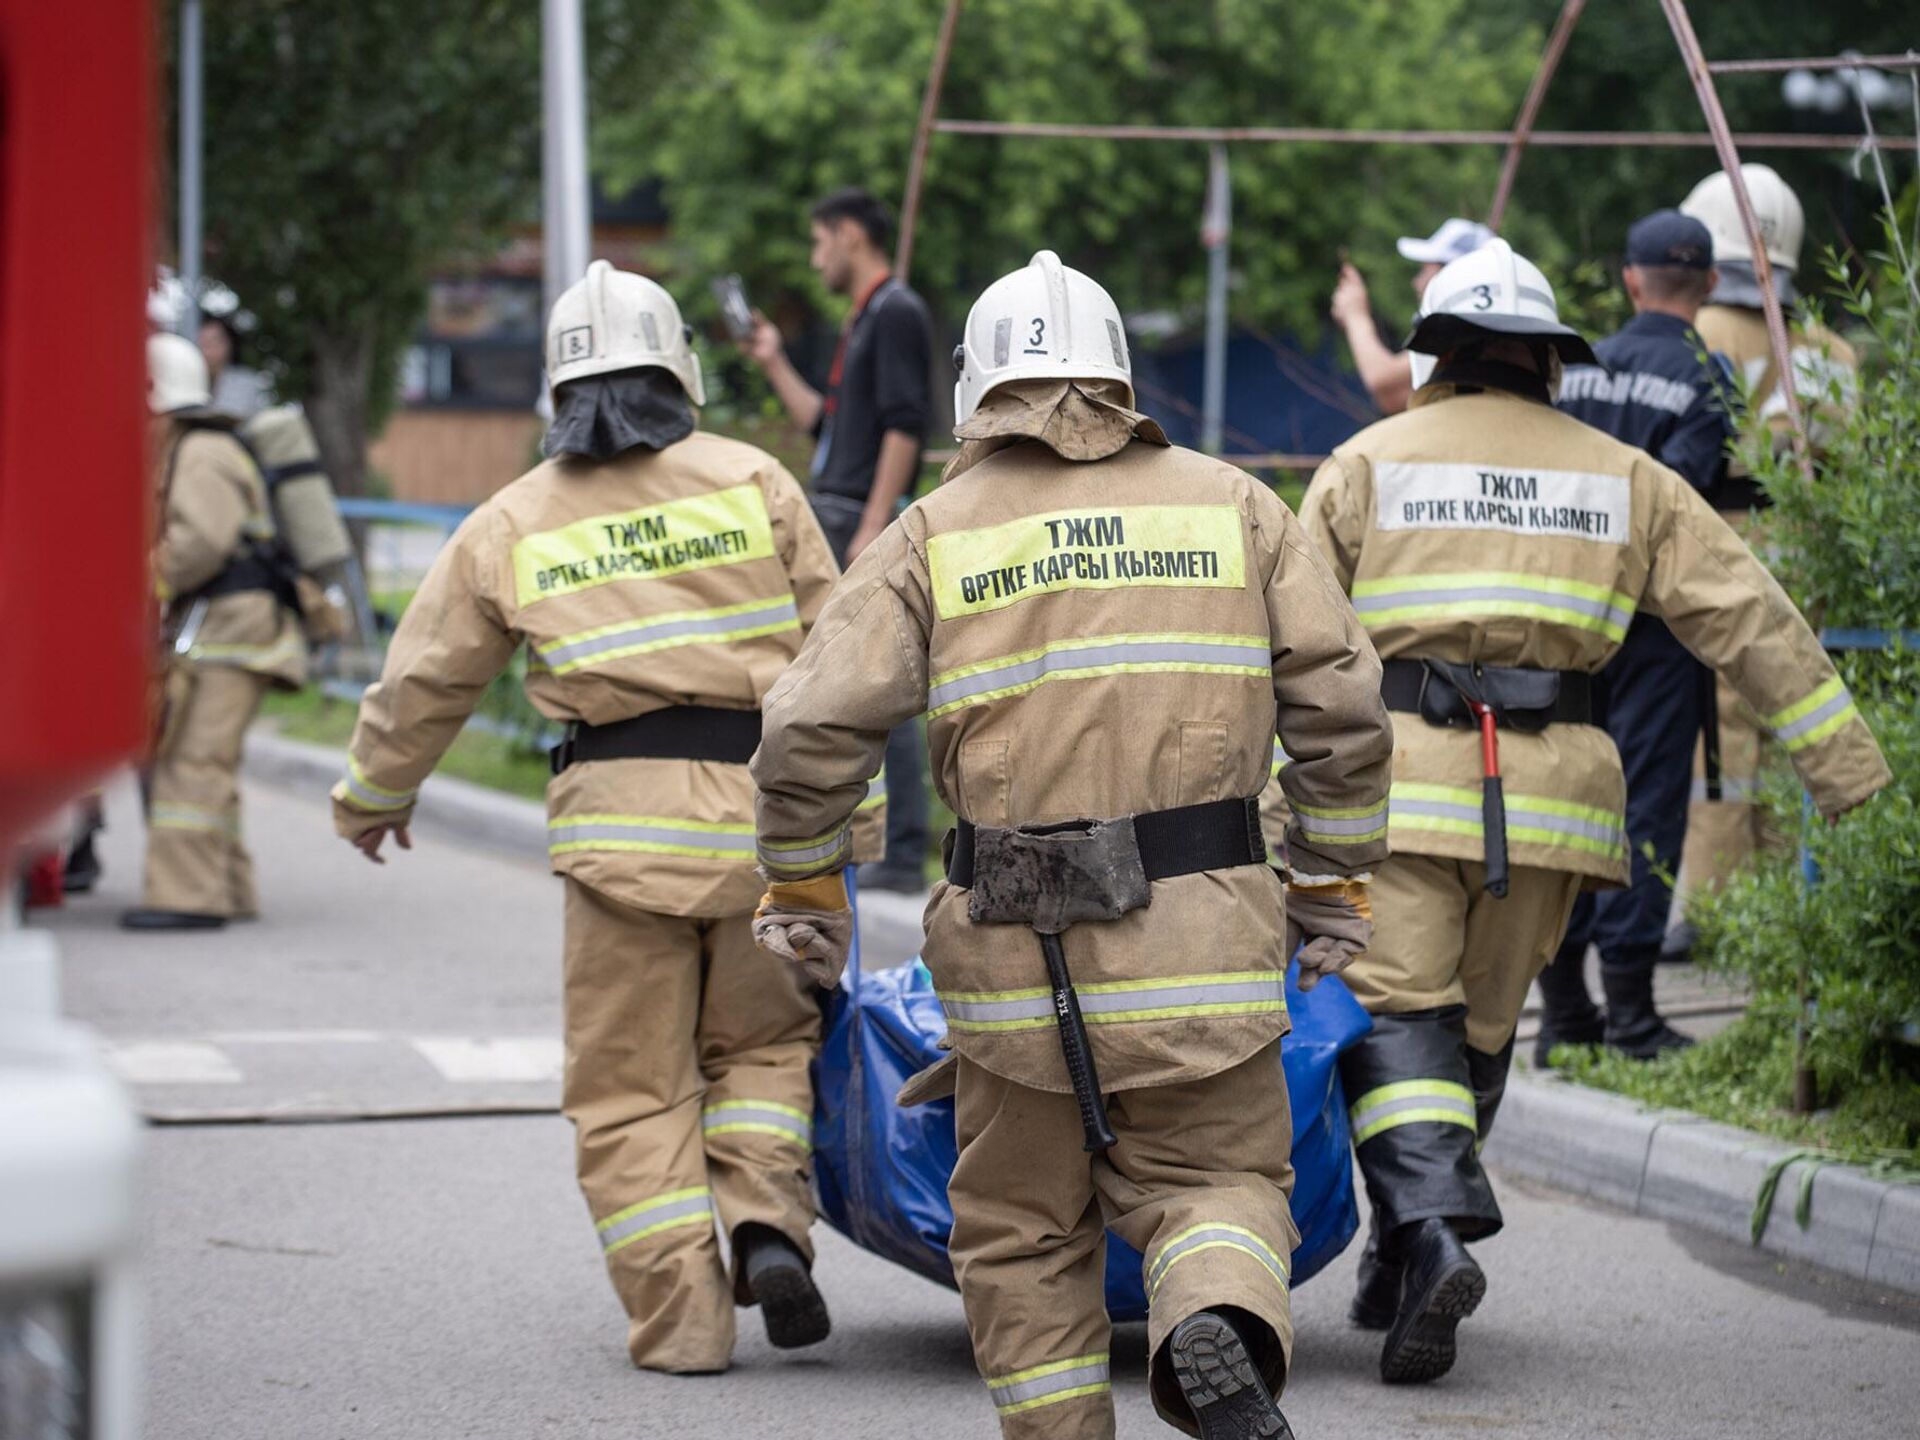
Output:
[1405,238,1596,366]
[952,250,1132,425]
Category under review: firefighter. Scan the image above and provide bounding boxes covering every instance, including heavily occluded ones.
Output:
[1297,239,1889,1385]
[1665,164,1861,958]
[127,332,306,931]
[751,251,1395,1440]
[331,263,872,1373]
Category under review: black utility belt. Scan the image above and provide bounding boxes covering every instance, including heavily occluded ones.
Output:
[1381,658,1593,732]
[549,706,762,774]
[190,552,283,601]
[945,795,1265,890]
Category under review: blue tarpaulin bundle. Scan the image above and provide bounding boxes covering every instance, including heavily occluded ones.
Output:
[812,909,1372,1320]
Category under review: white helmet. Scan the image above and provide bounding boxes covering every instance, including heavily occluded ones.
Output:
[545,259,704,405]
[1406,238,1597,367]
[952,250,1130,425]
[1681,164,1805,306]
[148,331,211,414]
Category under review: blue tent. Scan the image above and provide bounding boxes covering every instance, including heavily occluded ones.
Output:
[813,908,1370,1320]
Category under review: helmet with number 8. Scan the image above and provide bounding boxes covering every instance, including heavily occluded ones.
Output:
[546,259,705,405]
[952,250,1131,425]
[1405,238,1597,367]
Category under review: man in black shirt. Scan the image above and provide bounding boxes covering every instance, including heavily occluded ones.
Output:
[745,188,933,891]
[1535,210,1737,1063]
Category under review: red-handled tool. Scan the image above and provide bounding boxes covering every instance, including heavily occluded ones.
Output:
[1469,700,1510,899]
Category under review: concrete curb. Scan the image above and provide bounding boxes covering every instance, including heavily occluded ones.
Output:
[1485,1070,1920,1297]
[241,728,932,962]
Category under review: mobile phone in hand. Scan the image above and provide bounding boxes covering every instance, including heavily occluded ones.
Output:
[713,275,755,341]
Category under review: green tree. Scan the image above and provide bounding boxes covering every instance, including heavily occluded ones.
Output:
[592,0,1541,352]
[183,0,540,494]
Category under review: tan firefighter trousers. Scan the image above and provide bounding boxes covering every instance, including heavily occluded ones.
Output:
[562,879,820,1372]
[1344,854,1584,1055]
[143,663,268,917]
[1683,674,1775,896]
[949,1045,1298,1440]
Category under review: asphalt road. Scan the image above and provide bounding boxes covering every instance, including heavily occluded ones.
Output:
[38,770,1920,1439]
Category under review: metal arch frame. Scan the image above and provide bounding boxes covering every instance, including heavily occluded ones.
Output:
[893,0,1919,462]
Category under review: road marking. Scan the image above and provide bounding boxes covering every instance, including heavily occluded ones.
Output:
[103,1040,243,1085]
[409,1037,564,1083]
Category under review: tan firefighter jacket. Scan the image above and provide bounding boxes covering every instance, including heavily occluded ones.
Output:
[753,382,1395,1095]
[331,430,878,919]
[156,421,307,690]
[1696,303,1859,470]
[1299,382,1891,889]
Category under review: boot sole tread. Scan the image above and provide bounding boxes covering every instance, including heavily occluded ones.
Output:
[750,1264,831,1350]
[1168,1314,1294,1440]
[1381,1258,1486,1386]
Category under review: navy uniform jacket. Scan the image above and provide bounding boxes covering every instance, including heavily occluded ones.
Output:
[1556,311,1735,494]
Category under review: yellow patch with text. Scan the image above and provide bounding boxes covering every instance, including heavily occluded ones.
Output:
[512,483,775,607]
[928,504,1246,620]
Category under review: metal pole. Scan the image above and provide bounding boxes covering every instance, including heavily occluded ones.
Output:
[931,118,1916,151]
[541,0,591,318]
[1708,53,1920,75]
[178,0,203,338]
[895,0,966,282]
[1656,0,1814,469]
[1488,0,1588,231]
[1199,144,1231,456]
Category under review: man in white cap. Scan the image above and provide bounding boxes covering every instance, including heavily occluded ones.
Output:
[753,249,1396,1438]
[1297,237,1887,1386]
[331,262,873,1374]
[1330,218,1495,415]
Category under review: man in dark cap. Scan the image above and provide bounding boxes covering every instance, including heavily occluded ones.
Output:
[1534,209,1738,1063]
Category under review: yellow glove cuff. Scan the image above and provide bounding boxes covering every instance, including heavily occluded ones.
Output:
[759,870,850,916]
[1288,876,1372,922]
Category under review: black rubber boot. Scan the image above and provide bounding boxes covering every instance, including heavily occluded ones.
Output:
[119,908,226,931]
[1601,947,1694,1060]
[1660,920,1697,966]
[1532,942,1604,1068]
[1379,1218,1485,1385]
[62,833,102,894]
[1167,1310,1295,1440]
[736,1225,830,1349]
[1349,1210,1401,1330]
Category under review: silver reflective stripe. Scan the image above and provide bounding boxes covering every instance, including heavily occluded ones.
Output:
[927,638,1268,712]
[1350,1089,1477,1143]
[1351,582,1632,632]
[941,991,1054,1027]
[341,764,415,813]
[1147,1224,1288,1297]
[702,1102,812,1146]
[552,822,755,853]
[758,825,852,874]
[541,597,799,670]
[990,1367,1113,1413]
[1390,795,1624,849]
[1081,977,1284,1018]
[1292,810,1386,837]
[1690,777,1756,802]
[598,1191,713,1252]
[1774,688,1854,745]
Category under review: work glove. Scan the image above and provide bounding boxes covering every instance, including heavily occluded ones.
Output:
[753,871,854,988]
[1284,874,1373,992]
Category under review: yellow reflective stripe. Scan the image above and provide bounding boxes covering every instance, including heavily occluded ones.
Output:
[547,813,755,862]
[986,1353,1112,1415]
[941,972,1287,1032]
[535,595,799,675]
[337,757,417,813]
[511,483,776,607]
[1388,782,1626,860]
[150,804,236,834]
[704,1099,809,1121]
[596,1186,714,1253]
[702,1100,813,1150]
[1351,570,1636,640]
[1349,1080,1477,1144]
[1765,676,1859,751]
[757,821,854,876]
[1146,1221,1290,1299]
[927,503,1246,620]
[1293,794,1389,845]
[927,632,1269,719]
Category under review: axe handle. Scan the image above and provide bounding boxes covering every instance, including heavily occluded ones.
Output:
[1038,931,1117,1152]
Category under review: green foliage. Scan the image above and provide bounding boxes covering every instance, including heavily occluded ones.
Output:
[186,0,540,474]
[592,0,1541,343]
[1555,1016,1920,1170]
[1742,234,1920,631]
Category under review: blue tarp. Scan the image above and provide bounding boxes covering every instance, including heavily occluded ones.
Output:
[813,908,1371,1320]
